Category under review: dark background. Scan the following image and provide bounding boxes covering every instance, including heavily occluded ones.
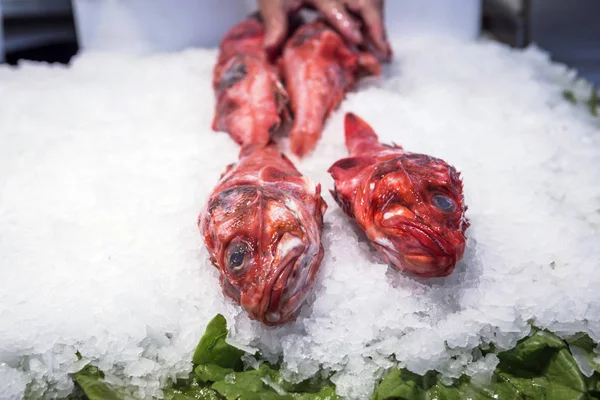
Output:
[1,0,599,86]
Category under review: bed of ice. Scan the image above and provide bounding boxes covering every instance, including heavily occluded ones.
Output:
[1,35,599,400]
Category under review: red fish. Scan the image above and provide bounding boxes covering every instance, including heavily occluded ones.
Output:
[213,14,268,82]
[198,143,327,325]
[280,20,382,158]
[328,113,469,278]
[212,15,290,147]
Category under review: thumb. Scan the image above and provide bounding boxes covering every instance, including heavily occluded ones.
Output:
[259,0,289,54]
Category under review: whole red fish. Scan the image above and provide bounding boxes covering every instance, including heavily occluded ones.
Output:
[212,15,290,147]
[280,20,382,158]
[328,113,469,278]
[199,143,327,325]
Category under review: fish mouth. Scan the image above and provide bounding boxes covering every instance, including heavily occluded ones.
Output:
[235,242,308,325]
[375,221,465,278]
[261,239,318,326]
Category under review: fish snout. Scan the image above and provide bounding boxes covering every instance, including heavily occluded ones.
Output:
[403,252,457,278]
[401,229,466,277]
[374,220,466,278]
[263,234,319,325]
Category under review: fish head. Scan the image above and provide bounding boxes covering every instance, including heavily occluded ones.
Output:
[214,15,267,79]
[367,154,469,277]
[220,16,265,49]
[200,185,323,325]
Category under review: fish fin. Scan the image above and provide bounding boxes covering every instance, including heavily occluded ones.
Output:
[327,155,372,206]
[273,80,291,128]
[289,127,322,159]
[329,187,354,217]
[219,163,237,180]
[315,184,328,217]
[344,113,382,155]
[327,156,372,180]
[259,165,303,183]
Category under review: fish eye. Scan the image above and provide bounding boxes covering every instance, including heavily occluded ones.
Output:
[225,241,250,274]
[218,62,247,91]
[431,194,456,212]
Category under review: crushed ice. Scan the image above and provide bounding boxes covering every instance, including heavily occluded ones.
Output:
[0,36,599,399]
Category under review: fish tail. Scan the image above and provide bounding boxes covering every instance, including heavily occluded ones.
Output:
[344,113,381,155]
[289,127,322,158]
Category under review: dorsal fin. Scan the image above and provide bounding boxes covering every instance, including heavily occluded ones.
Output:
[327,155,373,208]
[344,113,384,156]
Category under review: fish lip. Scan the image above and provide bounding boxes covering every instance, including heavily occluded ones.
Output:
[378,217,454,257]
[402,222,455,257]
[375,219,464,276]
[403,253,456,277]
[261,243,306,325]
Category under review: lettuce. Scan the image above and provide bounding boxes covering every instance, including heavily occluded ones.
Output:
[73,364,136,400]
[71,315,600,400]
[373,330,600,400]
[72,314,338,400]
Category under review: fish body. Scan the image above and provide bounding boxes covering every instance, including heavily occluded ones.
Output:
[212,16,289,147]
[281,20,381,158]
[199,143,327,325]
[328,113,469,278]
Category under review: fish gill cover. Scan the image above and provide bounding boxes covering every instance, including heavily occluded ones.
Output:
[0,36,599,399]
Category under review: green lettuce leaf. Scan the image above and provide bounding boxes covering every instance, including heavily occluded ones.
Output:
[371,368,522,400]
[195,364,236,383]
[290,386,338,399]
[67,315,600,400]
[192,314,246,371]
[563,90,577,104]
[374,330,600,400]
[202,360,338,400]
[496,330,587,399]
[162,372,222,400]
[73,364,132,400]
[162,384,222,400]
[189,315,338,400]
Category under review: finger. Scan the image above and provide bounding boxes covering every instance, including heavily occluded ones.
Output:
[360,1,392,61]
[313,0,363,44]
[259,0,289,53]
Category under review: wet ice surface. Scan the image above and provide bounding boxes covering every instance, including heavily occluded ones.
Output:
[1,36,600,399]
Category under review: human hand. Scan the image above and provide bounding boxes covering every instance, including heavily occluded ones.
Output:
[258,0,391,61]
